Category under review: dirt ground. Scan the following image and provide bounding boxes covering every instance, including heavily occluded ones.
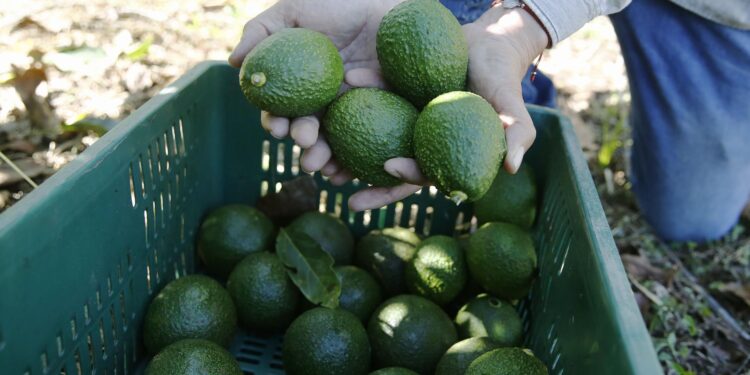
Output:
[1,1,748,374]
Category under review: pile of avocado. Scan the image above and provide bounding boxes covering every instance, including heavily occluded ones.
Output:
[141,157,542,375]
[140,0,548,373]
[239,0,506,204]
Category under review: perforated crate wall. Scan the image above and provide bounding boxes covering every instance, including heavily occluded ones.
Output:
[0,62,662,375]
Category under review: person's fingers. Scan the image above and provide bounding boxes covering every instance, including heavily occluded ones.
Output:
[503,118,535,173]
[260,110,273,131]
[484,87,536,174]
[261,111,290,139]
[345,68,388,89]
[300,136,332,173]
[329,169,353,186]
[321,159,342,176]
[348,183,422,212]
[229,4,290,67]
[290,116,319,149]
[384,157,429,185]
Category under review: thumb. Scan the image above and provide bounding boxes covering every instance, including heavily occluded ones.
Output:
[229,4,291,67]
[487,87,536,174]
[345,68,388,89]
[384,158,429,185]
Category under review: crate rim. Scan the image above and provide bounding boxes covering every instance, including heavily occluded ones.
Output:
[0,61,662,374]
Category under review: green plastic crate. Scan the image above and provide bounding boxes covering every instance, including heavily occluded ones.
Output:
[0,61,662,375]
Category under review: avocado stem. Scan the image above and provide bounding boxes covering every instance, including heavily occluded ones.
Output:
[250,72,266,87]
[449,191,467,205]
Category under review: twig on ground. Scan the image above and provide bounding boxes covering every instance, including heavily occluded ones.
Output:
[733,355,750,375]
[0,151,38,188]
[628,273,663,306]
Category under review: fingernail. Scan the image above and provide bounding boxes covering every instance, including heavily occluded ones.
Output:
[509,146,525,172]
[385,166,400,179]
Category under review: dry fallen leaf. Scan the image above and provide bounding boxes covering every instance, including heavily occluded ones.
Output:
[11,65,61,137]
[622,252,672,283]
[11,16,50,34]
[716,282,750,307]
[256,176,318,227]
[1,139,37,154]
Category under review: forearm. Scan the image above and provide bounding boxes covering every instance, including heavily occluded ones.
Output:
[524,0,631,45]
[471,5,550,63]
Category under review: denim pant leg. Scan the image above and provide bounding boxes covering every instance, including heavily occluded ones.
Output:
[610,0,750,241]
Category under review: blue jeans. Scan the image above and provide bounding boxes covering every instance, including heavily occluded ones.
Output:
[611,0,750,241]
[442,0,750,242]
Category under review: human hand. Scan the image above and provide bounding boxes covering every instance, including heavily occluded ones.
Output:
[229,0,404,180]
[348,6,549,211]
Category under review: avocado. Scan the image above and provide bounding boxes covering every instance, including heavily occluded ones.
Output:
[197,204,274,278]
[376,0,468,107]
[474,163,538,229]
[240,28,343,117]
[435,337,503,375]
[466,222,537,300]
[283,308,371,375]
[455,294,522,346]
[145,339,242,375]
[226,251,300,333]
[413,91,506,204]
[143,275,237,354]
[465,347,548,375]
[369,368,420,375]
[324,88,418,186]
[335,265,384,322]
[404,235,467,305]
[368,295,457,374]
[355,227,421,296]
[286,211,355,265]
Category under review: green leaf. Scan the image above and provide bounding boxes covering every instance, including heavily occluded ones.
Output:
[670,361,695,375]
[46,45,109,72]
[275,228,340,308]
[681,314,697,336]
[125,35,153,61]
[667,332,677,352]
[63,116,115,136]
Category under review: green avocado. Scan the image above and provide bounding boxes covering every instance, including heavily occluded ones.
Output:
[466,222,537,300]
[226,251,300,333]
[240,28,343,117]
[376,0,468,107]
[335,265,384,322]
[368,295,457,374]
[369,368,420,375]
[474,163,538,229]
[404,235,467,305]
[413,91,506,204]
[287,211,355,265]
[455,294,522,346]
[143,275,237,355]
[283,308,371,375]
[355,227,421,296]
[145,339,242,375]
[466,347,548,375]
[197,204,274,278]
[435,337,503,375]
[324,88,418,186]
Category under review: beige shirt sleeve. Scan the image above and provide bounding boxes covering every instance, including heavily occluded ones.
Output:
[523,0,631,45]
